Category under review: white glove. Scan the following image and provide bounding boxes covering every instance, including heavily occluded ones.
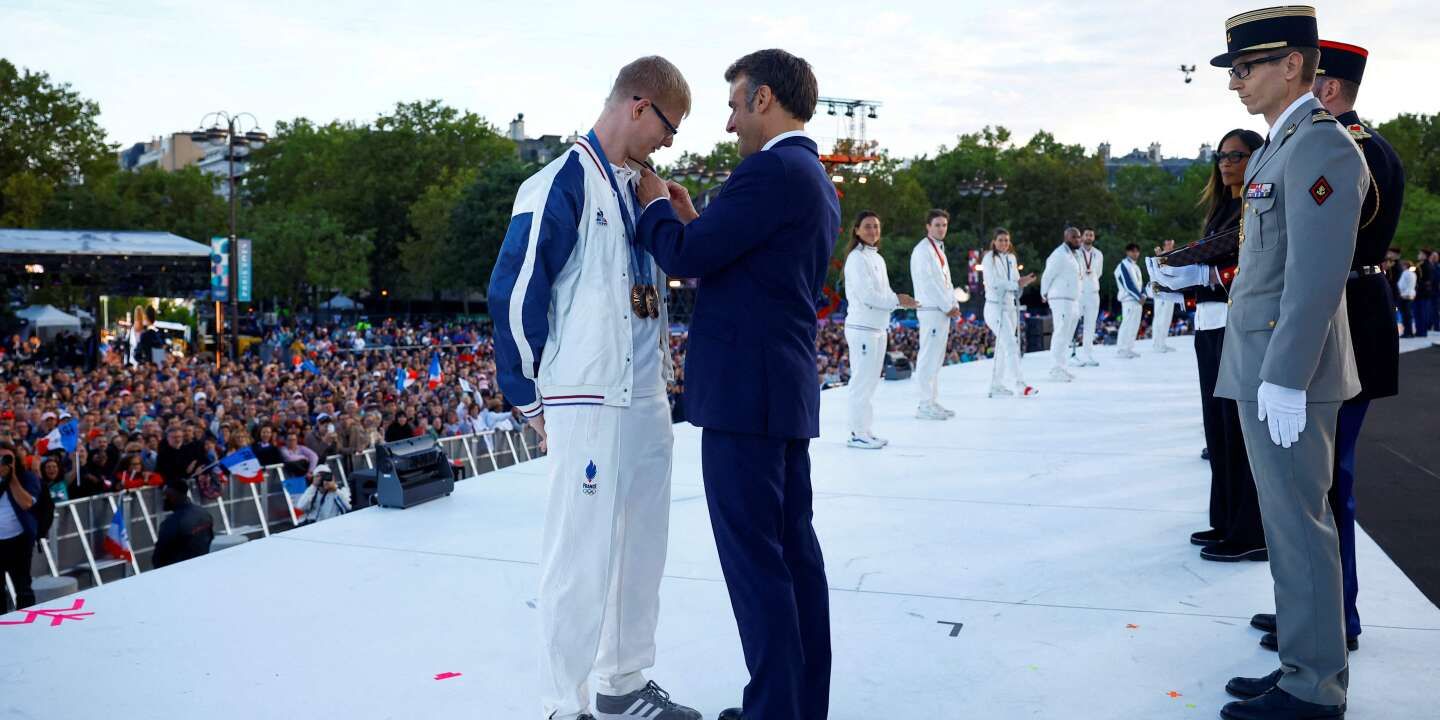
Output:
[1151,263,1212,290]
[1256,381,1306,448]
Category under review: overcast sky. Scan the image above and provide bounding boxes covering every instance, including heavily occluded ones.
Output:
[4,0,1438,164]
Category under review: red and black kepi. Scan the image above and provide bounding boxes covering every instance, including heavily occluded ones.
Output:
[1211,5,1319,67]
[1318,40,1368,85]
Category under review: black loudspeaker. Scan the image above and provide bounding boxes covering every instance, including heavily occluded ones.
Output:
[1027,315,1051,352]
[373,435,455,509]
[349,469,380,509]
[883,351,912,380]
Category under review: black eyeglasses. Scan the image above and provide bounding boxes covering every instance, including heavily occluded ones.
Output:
[1213,150,1252,164]
[1228,53,1290,80]
[634,96,678,137]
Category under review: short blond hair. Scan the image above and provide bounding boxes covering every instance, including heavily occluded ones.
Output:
[608,56,692,118]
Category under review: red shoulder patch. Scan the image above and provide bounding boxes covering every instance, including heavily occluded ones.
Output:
[1310,177,1333,206]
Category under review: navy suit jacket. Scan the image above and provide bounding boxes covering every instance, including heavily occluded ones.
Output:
[637,135,839,439]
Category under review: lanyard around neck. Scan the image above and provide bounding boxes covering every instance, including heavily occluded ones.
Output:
[928,238,946,268]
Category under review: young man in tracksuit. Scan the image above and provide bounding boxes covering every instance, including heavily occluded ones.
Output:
[910,210,959,420]
[488,57,701,720]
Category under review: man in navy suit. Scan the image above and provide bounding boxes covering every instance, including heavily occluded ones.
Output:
[635,49,838,720]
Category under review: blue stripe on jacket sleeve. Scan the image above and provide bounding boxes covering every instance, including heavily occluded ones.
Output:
[487,153,586,414]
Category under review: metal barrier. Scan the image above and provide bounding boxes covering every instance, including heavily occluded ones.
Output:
[16,427,546,597]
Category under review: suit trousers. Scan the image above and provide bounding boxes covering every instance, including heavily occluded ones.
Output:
[1117,299,1143,353]
[702,429,831,720]
[538,395,674,720]
[1049,299,1079,370]
[1397,299,1414,337]
[1415,298,1433,337]
[1237,400,1348,707]
[1078,292,1101,361]
[1194,329,1264,546]
[844,327,887,437]
[1152,298,1176,350]
[1331,399,1369,639]
[915,311,950,406]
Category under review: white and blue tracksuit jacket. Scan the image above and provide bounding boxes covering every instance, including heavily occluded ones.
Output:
[1114,256,1145,304]
[487,131,672,419]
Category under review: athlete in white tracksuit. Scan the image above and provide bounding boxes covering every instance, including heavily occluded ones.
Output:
[910,216,959,417]
[981,235,1036,397]
[1039,228,1084,381]
[1149,240,1180,353]
[843,217,916,447]
[1113,245,1146,357]
[487,66,700,720]
[1076,230,1103,366]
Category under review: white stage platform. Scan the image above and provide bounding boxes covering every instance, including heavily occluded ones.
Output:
[5,336,1439,719]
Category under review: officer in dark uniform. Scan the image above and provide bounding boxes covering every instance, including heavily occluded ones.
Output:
[1249,38,1407,656]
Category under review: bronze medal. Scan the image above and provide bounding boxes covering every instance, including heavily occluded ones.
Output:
[644,285,660,319]
[631,284,645,317]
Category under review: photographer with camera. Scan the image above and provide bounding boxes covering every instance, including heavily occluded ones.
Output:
[296,465,349,525]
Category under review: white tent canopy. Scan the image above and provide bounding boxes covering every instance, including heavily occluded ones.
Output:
[320,293,360,310]
[16,304,83,340]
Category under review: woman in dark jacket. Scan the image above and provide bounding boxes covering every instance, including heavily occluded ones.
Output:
[1183,128,1268,563]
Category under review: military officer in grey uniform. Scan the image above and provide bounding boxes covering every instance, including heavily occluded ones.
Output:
[1248,37,1407,659]
[1207,7,1366,720]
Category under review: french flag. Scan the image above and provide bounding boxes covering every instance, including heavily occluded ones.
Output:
[35,419,79,456]
[220,446,265,484]
[102,505,133,562]
[428,354,443,390]
[396,366,418,392]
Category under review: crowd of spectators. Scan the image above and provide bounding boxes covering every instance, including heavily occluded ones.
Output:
[0,317,530,513]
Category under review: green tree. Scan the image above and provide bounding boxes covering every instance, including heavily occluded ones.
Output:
[403,168,477,298]
[0,58,115,223]
[42,166,227,241]
[247,205,370,308]
[448,157,534,308]
[245,101,515,296]
[0,171,53,227]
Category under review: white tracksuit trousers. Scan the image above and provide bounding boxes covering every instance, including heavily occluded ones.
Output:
[1078,292,1101,362]
[1152,297,1176,350]
[915,310,950,407]
[984,301,1027,388]
[1049,298,1080,371]
[1117,299,1143,353]
[845,326,887,437]
[538,393,674,720]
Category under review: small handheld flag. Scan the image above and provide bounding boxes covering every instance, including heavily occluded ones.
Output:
[428,354,443,390]
[219,446,265,484]
[102,505,133,562]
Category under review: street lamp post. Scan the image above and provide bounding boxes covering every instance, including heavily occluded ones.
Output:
[957,172,1007,242]
[191,112,268,362]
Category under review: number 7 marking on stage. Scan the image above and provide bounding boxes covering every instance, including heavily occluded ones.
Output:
[937,620,964,637]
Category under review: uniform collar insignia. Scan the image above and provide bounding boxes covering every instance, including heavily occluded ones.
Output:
[1346,123,1372,140]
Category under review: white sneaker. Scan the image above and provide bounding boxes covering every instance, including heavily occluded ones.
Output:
[932,402,957,417]
[1154,345,1175,354]
[1016,384,1039,397]
[916,405,950,420]
[1072,357,1099,367]
[1049,367,1074,382]
[1117,349,1141,359]
[988,384,1015,398]
[872,435,890,447]
[847,433,885,449]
